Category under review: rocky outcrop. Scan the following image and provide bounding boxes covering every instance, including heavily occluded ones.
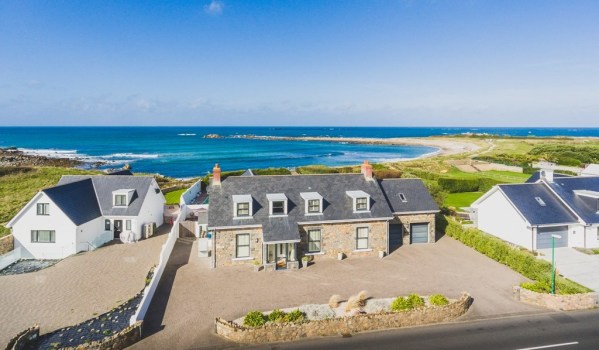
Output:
[0,148,85,168]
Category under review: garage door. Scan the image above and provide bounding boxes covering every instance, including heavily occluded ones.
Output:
[537,226,568,249]
[410,223,429,244]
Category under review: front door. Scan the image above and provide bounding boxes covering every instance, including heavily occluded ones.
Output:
[114,220,123,239]
[276,243,287,270]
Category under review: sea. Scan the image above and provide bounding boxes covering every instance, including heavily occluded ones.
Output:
[0,127,598,179]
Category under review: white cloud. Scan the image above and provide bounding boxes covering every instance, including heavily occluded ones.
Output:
[204,0,224,15]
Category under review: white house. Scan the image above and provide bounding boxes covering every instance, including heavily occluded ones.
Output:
[471,170,599,251]
[5,174,165,259]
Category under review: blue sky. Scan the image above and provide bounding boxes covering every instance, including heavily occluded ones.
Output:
[0,0,598,126]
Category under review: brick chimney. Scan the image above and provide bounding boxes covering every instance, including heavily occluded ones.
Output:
[212,163,221,186]
[361,160,373,181]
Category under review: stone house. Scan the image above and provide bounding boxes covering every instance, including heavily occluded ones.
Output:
[207,161,440,269]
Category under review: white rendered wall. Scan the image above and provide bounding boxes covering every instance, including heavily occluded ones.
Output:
[568,225,585,247]
[585,225,599,248]
[76,216,110,252]
[136,181,166,231]
[476,190,533,250]
[11,192,77,259]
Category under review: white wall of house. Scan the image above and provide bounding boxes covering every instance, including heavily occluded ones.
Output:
[569,225,585,247]
[585,225,599,248]
[11,192,78,259]
[137,181,166,231]
[76,216,111,252]
[475,189,534,250]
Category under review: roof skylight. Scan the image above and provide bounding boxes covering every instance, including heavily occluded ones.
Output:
[399,193,407,202]
[535,197,546,207]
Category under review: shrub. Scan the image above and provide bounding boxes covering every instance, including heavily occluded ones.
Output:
[429,294,449,306]
[283,309,305,323]
[407,293,424,308]
[357,290,368,307]
[253,167,292,175]
[438,178,480,193]
[345,295,361,312]
[243,311,266,327]
[390,294,424,311]
[329,294,342,309]
[268,309,286,322]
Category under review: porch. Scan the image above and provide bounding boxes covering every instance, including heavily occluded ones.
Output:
[262,242,299,271]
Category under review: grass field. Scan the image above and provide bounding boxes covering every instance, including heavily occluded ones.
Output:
[444,192,484,208]
[0,166,100,237]
[445,168,531,183]
[164,188,186,205]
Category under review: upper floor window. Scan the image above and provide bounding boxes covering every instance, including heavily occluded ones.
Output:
[36,203,49,215]
[346,190,371,212]
[272,201,286,215]
[267,193,288,216]
[114,194,127,206]
[356,197,368,211]
[232,194,253,218]
[301,192,323,215]
[236,202,250,217]
[308,199,321,213]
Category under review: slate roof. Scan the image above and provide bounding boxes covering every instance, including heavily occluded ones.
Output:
[43,178,102,225]
[108,169,134,176]
[57,175,156,217]
[525,171,571,183]
[379,179,440,213]
[546,176,599,224]
[208,174,395,242]
[498,184,579,226]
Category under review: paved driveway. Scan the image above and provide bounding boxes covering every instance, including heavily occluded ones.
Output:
[538,247,599,291]
[131,236,543,350]
[0,227,168,347]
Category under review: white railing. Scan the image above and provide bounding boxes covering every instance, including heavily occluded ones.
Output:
[0,247,22,271]
[130,208,183,324]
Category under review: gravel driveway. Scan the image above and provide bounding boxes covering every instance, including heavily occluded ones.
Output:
[131,236,543,350]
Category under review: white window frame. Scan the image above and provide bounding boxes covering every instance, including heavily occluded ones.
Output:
[307,229,322,253]
[355,197,369,211]
[267,193,288,216]
[31,230,55,243]
[346,191,371,213]
[36,203,49,215]
[236,202,250,217]
[233,195,253,218]
[301,192,324,215]
[235,233,251,258]
[270,200,287,215]
[355,227,369,250]
[126,220,132,231]
[114,194,127,206]
[308,199,321,213]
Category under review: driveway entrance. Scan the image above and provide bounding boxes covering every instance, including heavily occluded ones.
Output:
[538,247,599,291]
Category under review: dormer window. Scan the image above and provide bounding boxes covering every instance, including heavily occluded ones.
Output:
[346,190,371,212]
[114,195,127,206]
[232,195,253,218]
[267,193,288,216]
[301,192,323,215]
[113,189,135,207]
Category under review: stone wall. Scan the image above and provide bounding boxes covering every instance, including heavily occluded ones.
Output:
[57,321,142,350]
[216,294,472,344]
[4,325,39,350]
[0,234,14,255]
[393,213,436,244]
[298,220,388,260]
[513,286,599,311]
[214,227,263,267]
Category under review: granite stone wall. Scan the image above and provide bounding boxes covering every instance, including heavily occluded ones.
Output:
[298,220,388,260]
[214,227,263,267]
[57,322,142,350]
[513,286,599,311]
[216,294,473,344]
[0,234,14,255]
[392,213,436,244]
[4,325,39,350]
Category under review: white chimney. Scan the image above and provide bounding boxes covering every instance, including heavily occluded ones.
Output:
[540,169,554,183]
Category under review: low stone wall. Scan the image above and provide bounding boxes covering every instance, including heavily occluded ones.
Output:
[0,234,14,255]
[513,286,599,311]
[216,293,472,344]
[4,325,39,350]
[58,321,142,350]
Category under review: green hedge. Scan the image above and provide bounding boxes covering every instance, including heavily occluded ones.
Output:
[437,177,501,193]
[445,219,591,294]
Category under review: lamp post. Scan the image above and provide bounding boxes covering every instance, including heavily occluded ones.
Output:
[551,234,562,295]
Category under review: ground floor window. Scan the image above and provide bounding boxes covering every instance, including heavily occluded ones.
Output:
[236,233,250,258]
[31,230,55,243]
[308,229,322,253]
[105,219,111,231]
[356,227,369,250]
[126,220,132,231]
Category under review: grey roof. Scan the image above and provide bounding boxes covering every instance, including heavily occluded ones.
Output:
[546,176,599,224]
[498,184,579,226]
[108,169,134,176]
[208,174,394,242]
[43,178,102,225]
[525,171,571,183]
[57,175,156,217]
[379,179,440,213]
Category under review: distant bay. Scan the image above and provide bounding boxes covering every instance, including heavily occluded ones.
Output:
[0,126,597,178]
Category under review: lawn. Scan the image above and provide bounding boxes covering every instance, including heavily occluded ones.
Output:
[0,166,100,237]
[445,167,530,183]
[164,188,187,205]
[444,192,484,208]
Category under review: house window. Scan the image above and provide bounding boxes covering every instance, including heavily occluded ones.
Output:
[104,219,111,231]
[308,199,321,213]
[356,197,368,211]
[236,202,250,217]
[36,203,49,215]
[308,229,322,253]
[126,220,131,231]
[356,227,369,250]
[31,230,55,243]
[236,233,250,258]
[271,201,286,215]
[114,194,127,206]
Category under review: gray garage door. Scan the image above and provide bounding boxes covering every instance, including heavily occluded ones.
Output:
[411,223,429,244]
[537,226,568,249]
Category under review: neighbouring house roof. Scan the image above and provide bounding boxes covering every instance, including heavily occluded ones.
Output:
[208,174,395,241]
[546,176,599,224]
[498,184,579,226]
[57,175,157,217]
[525,171,571,183]
[379,178,440,213]
[42,178,102,225]
[108,169,134,176]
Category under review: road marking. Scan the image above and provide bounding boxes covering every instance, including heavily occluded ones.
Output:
[516,342,579,350]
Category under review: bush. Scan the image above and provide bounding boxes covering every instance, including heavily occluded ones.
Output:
[438,178,480,193]
[283,309,305,323]
[357,290,368,307]
[390,293,424,311]
[407,293,424,308]
[268,309,286,322]
[329,295,342,309]
[429,294,449,306]
[253,168,292,175]
[373,169,403,179]
[243,311,266,327]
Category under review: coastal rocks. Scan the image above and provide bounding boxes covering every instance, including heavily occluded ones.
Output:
[203,134,223,139]
[0,147,86,168]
